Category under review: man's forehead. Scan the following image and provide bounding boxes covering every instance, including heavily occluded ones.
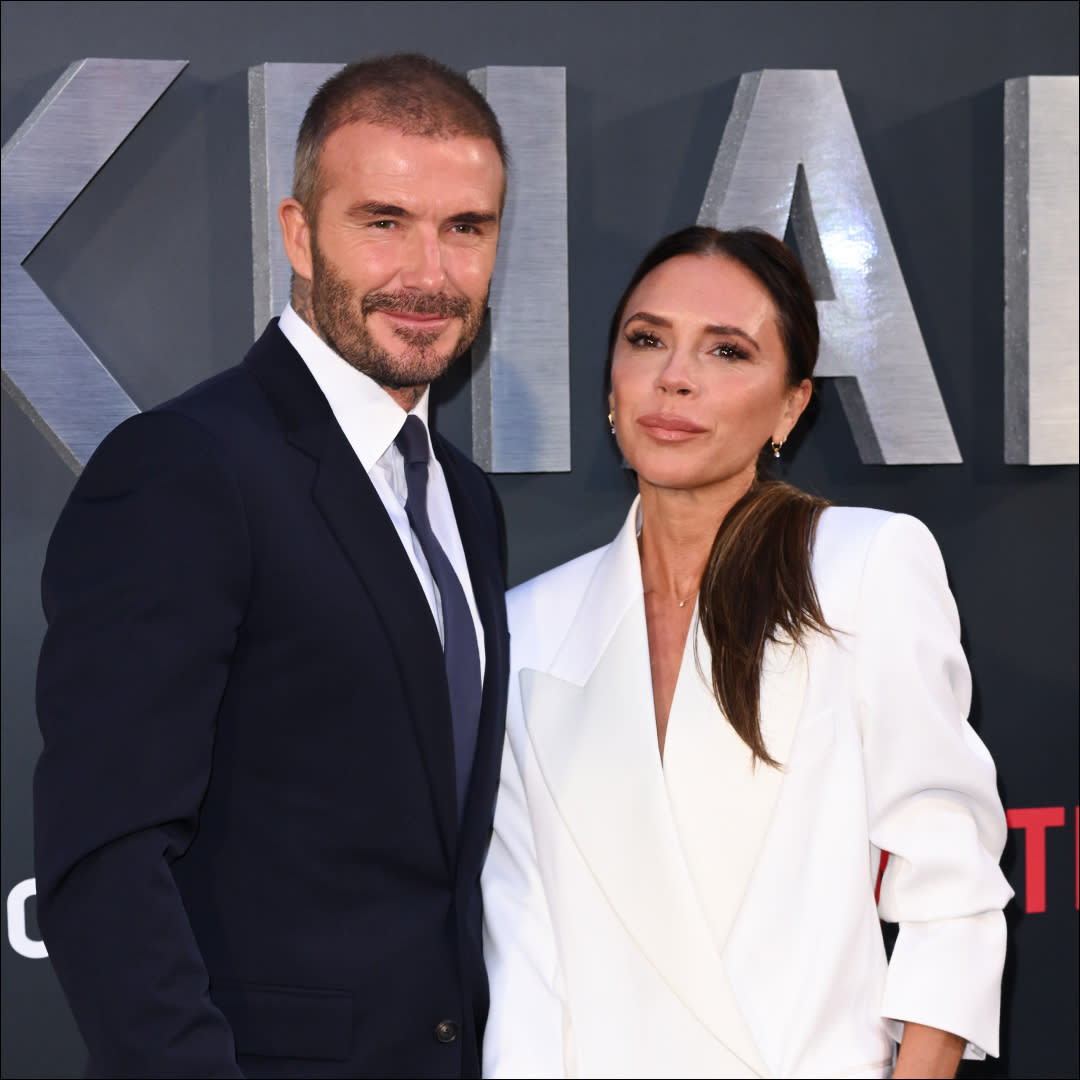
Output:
[317,121,505,207]
[322,119,502,169]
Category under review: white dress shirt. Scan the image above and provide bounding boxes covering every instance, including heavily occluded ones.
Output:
[278,304,486,679]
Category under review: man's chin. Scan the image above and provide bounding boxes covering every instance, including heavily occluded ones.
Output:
[379,332,468,376]
[373,349,459,390]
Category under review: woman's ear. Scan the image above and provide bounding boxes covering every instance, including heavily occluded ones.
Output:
[776,378,813,442]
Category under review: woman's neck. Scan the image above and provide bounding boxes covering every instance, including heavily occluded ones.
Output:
[637,476,753,602]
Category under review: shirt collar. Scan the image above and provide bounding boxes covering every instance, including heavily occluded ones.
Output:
[278,303,431,471]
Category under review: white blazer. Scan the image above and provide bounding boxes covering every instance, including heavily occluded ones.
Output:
[482,500,1011,1079]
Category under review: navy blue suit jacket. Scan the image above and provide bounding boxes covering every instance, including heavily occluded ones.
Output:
[34,323,510,1078]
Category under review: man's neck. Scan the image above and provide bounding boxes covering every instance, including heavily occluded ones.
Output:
[291,277,317,334]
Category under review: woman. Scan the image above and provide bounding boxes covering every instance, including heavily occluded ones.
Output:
[481,227,1011,1079]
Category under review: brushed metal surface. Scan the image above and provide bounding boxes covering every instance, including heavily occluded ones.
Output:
[699,69,962,464]
[1004,76,1079,465]
[468,66,570,472]
[2,58,187,472]
[248,62,342,336]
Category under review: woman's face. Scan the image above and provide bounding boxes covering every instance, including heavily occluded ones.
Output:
[609,253,811,498]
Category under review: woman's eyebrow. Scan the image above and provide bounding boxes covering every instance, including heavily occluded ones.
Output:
[624,311,760,350]
[703,323,760,350]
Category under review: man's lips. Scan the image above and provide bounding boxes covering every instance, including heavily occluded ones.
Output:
[362,291,469,322]
[376,311,453,332]
[636,412,708,439]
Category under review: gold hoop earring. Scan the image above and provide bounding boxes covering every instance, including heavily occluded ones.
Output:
[608,411,616,435]
[771,439,784,459]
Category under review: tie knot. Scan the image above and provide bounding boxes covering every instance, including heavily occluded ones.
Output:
[395,414,430,467]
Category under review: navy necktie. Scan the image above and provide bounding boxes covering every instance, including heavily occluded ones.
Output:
[395,415,482,823]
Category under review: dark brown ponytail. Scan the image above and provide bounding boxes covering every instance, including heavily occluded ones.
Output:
[697,480,830,767]
[609,225,830,766]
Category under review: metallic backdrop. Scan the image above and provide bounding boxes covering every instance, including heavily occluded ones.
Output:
[2,3,1077,1078]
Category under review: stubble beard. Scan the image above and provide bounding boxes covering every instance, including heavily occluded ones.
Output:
[309,239,487,391]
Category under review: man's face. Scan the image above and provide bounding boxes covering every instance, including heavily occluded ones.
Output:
[292,121,504,393]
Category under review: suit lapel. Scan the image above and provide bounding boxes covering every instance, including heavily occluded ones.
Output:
[245,326,457,862]
[436,439,509,868]
[522,503,770,1077]
[310,427,458,856]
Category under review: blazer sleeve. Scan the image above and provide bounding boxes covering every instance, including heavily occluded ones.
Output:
[481,588,569,1079]
[854,514,1013,1060]
[34,411,248,1077]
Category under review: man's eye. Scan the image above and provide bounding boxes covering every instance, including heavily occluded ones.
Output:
[371,219,396,229]
[451,222,479,234]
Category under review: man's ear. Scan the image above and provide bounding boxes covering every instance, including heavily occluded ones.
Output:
[278,198,314,281]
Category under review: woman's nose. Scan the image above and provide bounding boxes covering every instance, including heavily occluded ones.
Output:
[655,349,696,396]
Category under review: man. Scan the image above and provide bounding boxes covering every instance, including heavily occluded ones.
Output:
[34,54,510,1078]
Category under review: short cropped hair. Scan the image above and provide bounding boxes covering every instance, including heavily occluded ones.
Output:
[292,53,508,217]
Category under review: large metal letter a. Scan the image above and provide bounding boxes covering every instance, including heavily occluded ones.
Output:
[699,70,961,464]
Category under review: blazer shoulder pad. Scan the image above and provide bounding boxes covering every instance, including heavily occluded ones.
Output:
[812,505,946,617]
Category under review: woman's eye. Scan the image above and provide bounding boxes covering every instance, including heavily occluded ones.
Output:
[626,330,661,348]
[712,342,749,360]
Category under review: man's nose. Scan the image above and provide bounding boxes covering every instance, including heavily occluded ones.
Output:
[399,227,447,292]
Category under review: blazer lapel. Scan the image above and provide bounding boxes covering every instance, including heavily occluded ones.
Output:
[245,325,457,863]
[663,621,807,955]
[522,502,770,1078]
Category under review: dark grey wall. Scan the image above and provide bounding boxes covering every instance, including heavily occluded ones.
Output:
[2,2,1077,1077]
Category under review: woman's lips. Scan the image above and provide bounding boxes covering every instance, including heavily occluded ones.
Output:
[636,412,708,440]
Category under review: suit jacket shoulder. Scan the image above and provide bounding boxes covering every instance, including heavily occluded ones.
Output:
[73,324,314,498]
